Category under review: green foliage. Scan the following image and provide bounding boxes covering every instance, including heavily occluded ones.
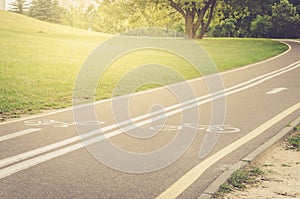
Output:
[270,0,300,38]
[251,15,272,38]
[210,0,300,38]
[21,0,300,38]
[29,0,62,23]
[287,129,300,150]
[217,183,232,195]
[249,167,264,176]
[214,166,264,197]
[9,0,30,14]
[60,6,90,29]
[209,0,275,37]
[228,169,250,189]
[92,0,183,34]
[221,18,237,37]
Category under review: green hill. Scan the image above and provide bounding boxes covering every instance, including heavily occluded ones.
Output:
[0,11,288,121]
[0,11,108,120]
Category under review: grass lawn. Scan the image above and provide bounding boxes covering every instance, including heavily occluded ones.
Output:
[0,11,288,120]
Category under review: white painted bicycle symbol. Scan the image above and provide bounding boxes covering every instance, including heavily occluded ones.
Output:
[24,119,105,128]
[149,123,240,134]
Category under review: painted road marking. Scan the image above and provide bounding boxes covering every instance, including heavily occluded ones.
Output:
[24,119,105,128]
[156,102,300,199]
[0,143,83,179]
[266,87,288,94]
[0,136,80,168]
[0,61,299,179]
[0,128,41,142]
[149,124,241,134]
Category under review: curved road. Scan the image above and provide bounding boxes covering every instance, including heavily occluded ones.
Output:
[0,40,299,198]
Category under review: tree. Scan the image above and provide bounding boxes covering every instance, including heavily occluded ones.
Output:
[270,0,300,38]
[92,0,183,35]
[221,17,236,37]
[93,0,132,33]
[209,17,237,37]
[60,1,98,30]
[251,15,271,38]
[9,0,30,14]
[208,0,286,38]
[60,6,87,28]
[50,0,61,23]
[289,0,300,14]
[91,0,216,38]
[85,4,96,31]
[29,0,61,23]
[165,0,217,39]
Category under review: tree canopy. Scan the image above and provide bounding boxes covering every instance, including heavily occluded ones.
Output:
[29,0,61,23]
[12,0,300,39]
[9,0,30,14]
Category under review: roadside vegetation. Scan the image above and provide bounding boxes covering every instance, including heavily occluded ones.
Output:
[287,126,300,150]
[214,167,264,198]
[214,125,300,198]
[0,11,288,120]
[8,0,300,39]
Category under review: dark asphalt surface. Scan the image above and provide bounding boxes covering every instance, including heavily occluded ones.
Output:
[0,40,299,198]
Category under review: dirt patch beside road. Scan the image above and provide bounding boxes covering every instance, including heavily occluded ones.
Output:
[220,131,300,199]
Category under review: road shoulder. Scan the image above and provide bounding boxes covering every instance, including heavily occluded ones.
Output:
[199,115,300,199]
[222,137,300,199]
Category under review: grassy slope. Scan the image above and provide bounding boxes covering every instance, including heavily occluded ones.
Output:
[0,11,108,119]
[199,38,288,71]
[95,38,288,101]
[0,11,288,120]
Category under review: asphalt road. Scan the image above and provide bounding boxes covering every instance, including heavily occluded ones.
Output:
[0,40,299,199]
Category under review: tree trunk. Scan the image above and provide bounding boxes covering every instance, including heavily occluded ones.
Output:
[185,13,195,39]
[198,0,216,39]
[168,0,217,39]
[198,24,206,39]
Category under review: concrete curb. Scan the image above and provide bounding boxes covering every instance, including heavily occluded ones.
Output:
[198,115,300,199]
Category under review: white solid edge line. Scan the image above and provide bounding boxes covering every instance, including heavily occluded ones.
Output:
[0,128,41,142]
[0,63,299,179]
[0,40,294,126]
[0,143,83,179]
[277,39,300,44]
[156,102,300,199]
[0,135,80,168]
